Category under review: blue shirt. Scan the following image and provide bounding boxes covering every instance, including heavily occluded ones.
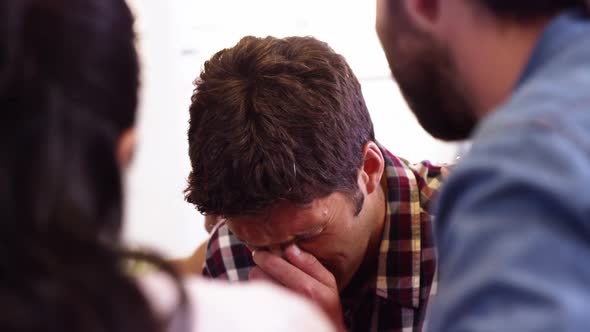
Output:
[428,10,590,332]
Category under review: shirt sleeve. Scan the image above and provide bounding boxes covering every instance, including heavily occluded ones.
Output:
[427,124,590,332]
[203,220,255,281]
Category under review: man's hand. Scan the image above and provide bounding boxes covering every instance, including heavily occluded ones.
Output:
[249,244,345,330]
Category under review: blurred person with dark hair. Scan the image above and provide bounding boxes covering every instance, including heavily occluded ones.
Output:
[0,1,335,331]
[376,0,590,331]
[186,35,448,332]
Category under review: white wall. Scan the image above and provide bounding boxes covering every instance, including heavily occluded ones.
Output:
[123,0,460,258]
[123,0,205,258]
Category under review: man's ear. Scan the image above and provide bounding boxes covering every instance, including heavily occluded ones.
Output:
[405,0,443,32]
[117,128,136,169]
[359,142,385,195]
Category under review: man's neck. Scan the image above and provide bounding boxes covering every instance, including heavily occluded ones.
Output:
[450,17,553,118]
[342,178,387,297]
[365,177,387,271]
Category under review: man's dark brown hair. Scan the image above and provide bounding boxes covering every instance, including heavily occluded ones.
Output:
[185,36,374,217]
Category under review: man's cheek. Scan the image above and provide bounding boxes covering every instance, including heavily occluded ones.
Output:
[300,245,333,267]
[314,256,340,281]
[297,239,327,257]
[299,244,336,269]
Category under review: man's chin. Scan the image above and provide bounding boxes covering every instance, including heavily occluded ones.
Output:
[419,120,475,141]
[388,40,477,141]
[337,266,371,294]
[324,266,352,293]
[411,105,477,141]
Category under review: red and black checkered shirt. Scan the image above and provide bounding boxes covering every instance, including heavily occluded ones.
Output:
[203,146,445,332]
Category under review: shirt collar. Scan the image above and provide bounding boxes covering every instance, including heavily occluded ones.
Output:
[517,8,590,88]
[374,146,426,308]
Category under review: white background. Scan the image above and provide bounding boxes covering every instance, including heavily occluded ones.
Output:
[123,0,460,258]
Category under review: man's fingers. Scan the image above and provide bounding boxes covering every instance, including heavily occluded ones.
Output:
[252,249,344,330]
[283,244,336,288]
[252,250,319,296]
[248,266,277,284]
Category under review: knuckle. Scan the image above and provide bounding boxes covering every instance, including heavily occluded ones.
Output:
[300,283,317,298]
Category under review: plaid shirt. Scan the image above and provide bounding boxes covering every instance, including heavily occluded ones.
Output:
[203,146,445,332]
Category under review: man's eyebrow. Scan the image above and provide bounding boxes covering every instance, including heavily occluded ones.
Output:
[294,201,314,210]
[231,231,295,249]
[294,223,326,237]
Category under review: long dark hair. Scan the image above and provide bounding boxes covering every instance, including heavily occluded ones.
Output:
[0,0,185,331]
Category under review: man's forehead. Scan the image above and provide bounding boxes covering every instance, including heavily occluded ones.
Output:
[227,196,336,232]
[229,201,325,226]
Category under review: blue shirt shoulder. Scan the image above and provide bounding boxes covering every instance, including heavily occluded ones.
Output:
[428,10,590,332]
